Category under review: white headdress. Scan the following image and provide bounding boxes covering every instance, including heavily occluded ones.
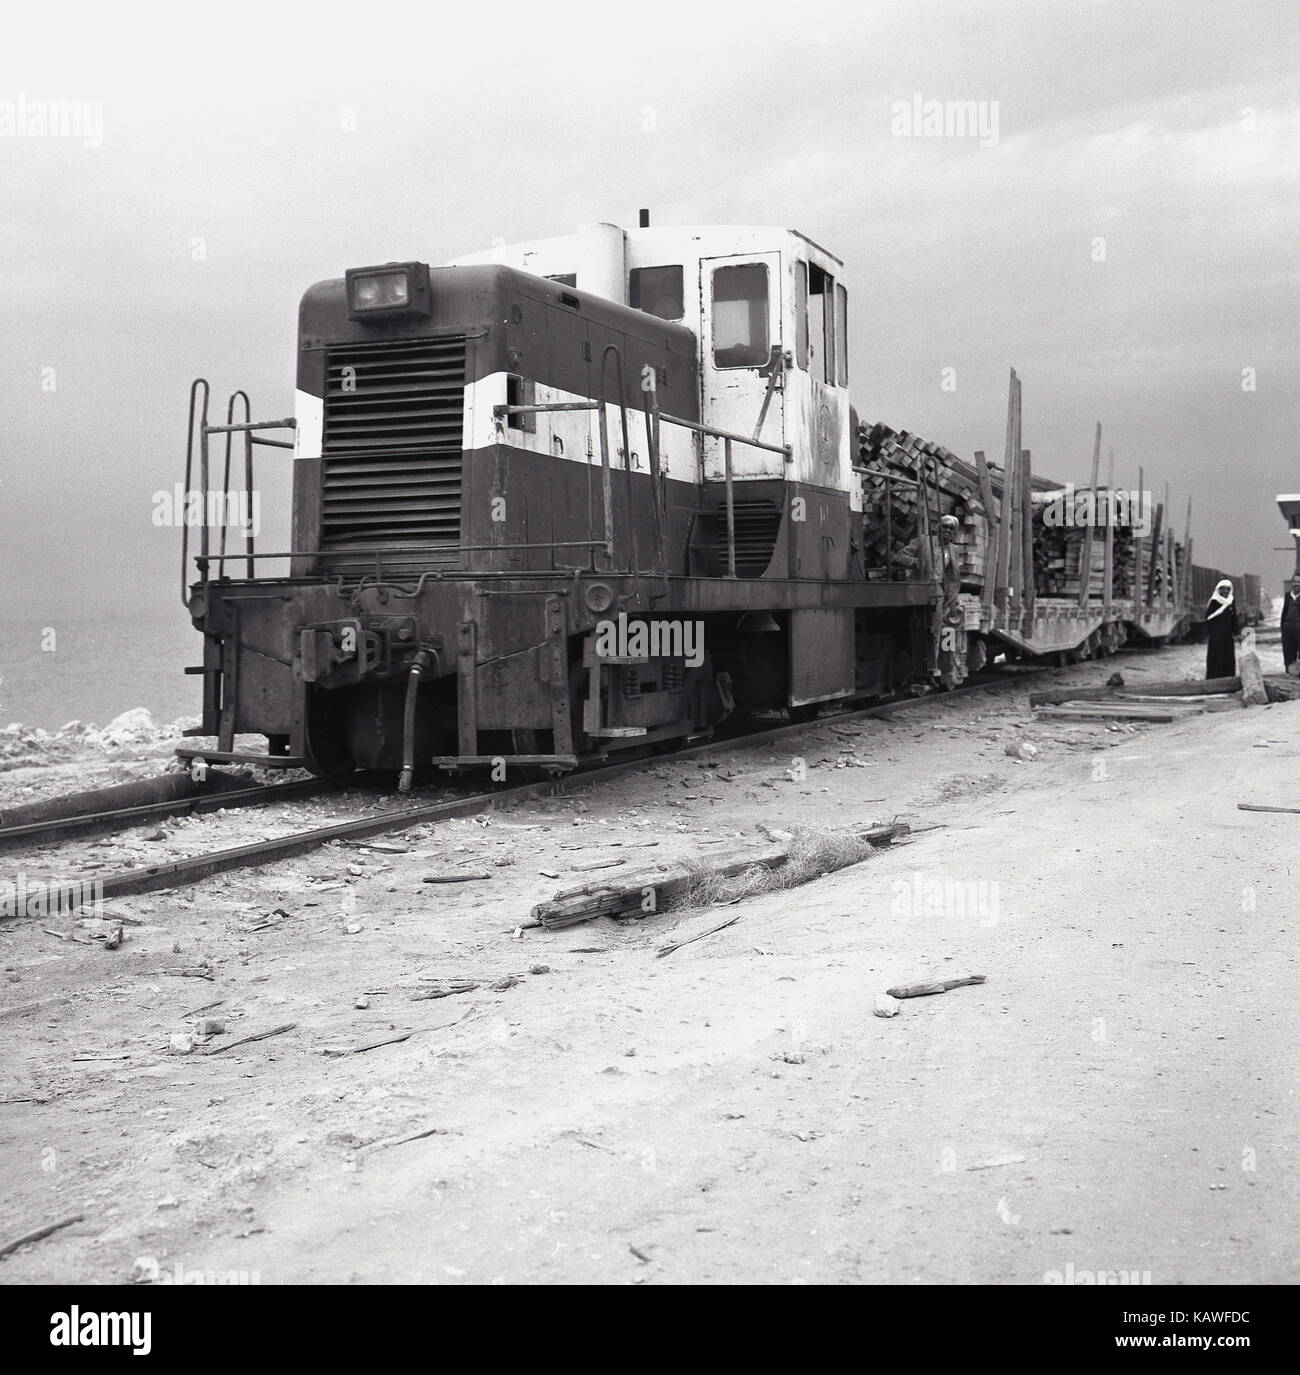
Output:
[1207,579,1234,620]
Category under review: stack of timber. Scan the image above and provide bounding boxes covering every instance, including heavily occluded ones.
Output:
[857,422,990,581]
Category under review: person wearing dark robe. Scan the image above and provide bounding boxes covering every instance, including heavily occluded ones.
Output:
[1205,578,1241,679]
[1281,576,1300,674]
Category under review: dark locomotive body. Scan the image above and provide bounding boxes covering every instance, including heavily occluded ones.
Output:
[184,225,934,778]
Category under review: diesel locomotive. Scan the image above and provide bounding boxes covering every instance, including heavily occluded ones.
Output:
[181,219,950,780]
[178,217,1221,782]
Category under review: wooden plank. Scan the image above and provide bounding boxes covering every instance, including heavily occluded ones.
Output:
[1029,677,1240,706]
[1033,705,1183,723]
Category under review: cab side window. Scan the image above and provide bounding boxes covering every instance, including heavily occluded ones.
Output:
[630,265,684,321]
[795,261,809,369]
[834,282,848,386]
[807,263,835,385]
[711,263,769,368]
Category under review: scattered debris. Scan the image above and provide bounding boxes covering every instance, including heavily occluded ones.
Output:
[490,975,520,992]
[130,1256,160,1284]
[1237,802,1300,815]
[886,975,986,999]
[324,1031,412,1057]
[0,1212,85,1259]
[1004,741,1038,761]
[873,993,901,1018]
[193,1017,225,1037]
[966,1153,1027,1171]
[657,913,742,958]
[168,1033,195,1055]
[410,980,479,1001]
[571,857,626,872]
[354,996,370,1010]
[204,1022,296,1056]
[629,1244,653,1264]
[359,1124,448,1155]
[529,964,551,975]
[423,872,491,884]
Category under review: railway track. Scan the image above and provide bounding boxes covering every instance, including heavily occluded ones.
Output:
[0,659,1068,919]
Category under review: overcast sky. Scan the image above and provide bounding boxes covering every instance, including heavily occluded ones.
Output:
[2,0,1296,622]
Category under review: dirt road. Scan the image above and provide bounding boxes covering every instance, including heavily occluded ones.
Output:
[2,641,1297,1284]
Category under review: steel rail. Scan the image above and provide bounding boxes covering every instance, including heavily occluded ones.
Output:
[0,663,1060,918]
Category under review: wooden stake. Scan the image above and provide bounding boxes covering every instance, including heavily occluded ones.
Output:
[1103,445,1115,616]
[974,449,997,622]
[1078,422,1101,609]
[995,368,1017,616]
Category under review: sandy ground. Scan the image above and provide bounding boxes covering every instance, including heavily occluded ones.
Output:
[1,638,1297,1286]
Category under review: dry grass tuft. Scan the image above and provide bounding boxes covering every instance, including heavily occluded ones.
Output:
[677,826,882,912]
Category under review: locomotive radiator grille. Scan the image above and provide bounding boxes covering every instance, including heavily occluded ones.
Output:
[320,335,466,558]
[725,500,782,577]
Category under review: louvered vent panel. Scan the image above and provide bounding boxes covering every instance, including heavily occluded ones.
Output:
[321,336,466,552]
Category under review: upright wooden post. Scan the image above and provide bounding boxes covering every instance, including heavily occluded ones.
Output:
[994,368,1017,617]
[1180,495,1192,607]
[1103,446,1115,616]
[1020,443,1034,618]
[1164,481,1172,608]
[1134,464,1145,608]
[1077,422,1102,609]
[1146,499,1164,609]
[974,449,997,622]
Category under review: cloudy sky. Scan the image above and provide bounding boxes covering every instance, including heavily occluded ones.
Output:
[2,0,1296,622]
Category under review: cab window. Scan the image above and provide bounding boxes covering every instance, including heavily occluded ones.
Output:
[630,265,684,320]
[808,264,834,384]
[794,262,809,369]
[834,283,848,386]
[711,263,769,368]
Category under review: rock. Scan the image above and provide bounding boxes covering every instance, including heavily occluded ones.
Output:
[490,975,520,992]
[130,1256,160,1284]
[194,1017,224,1037]
[168,1033,195,1055]
[96,707,156,747]
[528,964,550,975]
[1004,741,1038,761]
[354,996,370,1010]
[873,993,901,1018]
[1106,672,1124,688]
[144,828,167,842]
[157,1196,179,1209]
[344,923,362,935]
[103,925,124,950]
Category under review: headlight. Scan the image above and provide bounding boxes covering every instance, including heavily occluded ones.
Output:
[345,262,431,319]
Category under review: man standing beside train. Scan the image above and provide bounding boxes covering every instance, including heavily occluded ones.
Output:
[1281,575,1300,675]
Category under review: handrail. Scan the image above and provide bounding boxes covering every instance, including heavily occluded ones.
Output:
[182,381,295,604]
[181,378,210,607]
